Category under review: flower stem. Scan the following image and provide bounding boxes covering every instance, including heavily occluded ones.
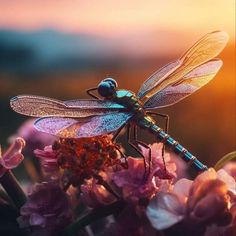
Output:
[64,200,126,235]
[214,151,236,170]
[0,170,27,210]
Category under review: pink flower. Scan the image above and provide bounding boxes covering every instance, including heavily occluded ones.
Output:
[0,137,25,177]
[112,143,177,203]
[223,161,236,179]
[18,181,72,236]
[34,135,121,189]
[113,157,157,203]
[80,177,116,208]
[34,145,59,180]
[9,119,56,156]
[147,168,236,234]
[139,143,177,179]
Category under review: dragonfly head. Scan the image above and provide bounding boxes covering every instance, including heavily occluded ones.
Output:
[97,78,118,98]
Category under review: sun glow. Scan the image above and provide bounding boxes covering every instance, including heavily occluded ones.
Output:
[0,0,234,39]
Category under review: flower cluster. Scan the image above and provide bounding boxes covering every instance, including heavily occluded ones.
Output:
[0,120,235,236]
[147,168,236,235]
[35,135,121,187]
[17,182,73,236]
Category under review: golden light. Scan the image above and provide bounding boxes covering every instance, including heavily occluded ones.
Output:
[0,0,234,39]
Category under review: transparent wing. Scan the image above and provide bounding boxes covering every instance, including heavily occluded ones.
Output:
[138,31,228,100]
[34,112,133,138]
[10,95,126,118]
[137,60,181,99]
[143,59,222,109]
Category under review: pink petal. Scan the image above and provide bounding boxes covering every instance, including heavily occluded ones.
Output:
[2,137,25,167]
[1,153,24,169]
[217,169,236,194]
[223,162,236,178]
[0,138,25,176]
[173,178,193,201]
[188,168,217,201]
[150,143,163,158]
[139,145,149,158]
[194,168,217,184]
[146,192,185,230]
[189,193,227,223]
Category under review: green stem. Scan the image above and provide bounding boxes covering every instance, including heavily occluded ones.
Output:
[214,151,236,170]
[0,170,27,210]
[64,200,126,235]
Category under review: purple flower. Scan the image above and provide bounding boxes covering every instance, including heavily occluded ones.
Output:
[17,182,73,236]
[0,137,25,177]
[9,119,56,156]
[146,168,236,234]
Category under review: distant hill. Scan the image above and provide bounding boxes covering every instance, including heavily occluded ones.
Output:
[1,29,233,75]
[0,29,133,73]
[0,29,186,74]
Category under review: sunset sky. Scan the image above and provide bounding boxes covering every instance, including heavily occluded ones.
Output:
[0,0,234,37]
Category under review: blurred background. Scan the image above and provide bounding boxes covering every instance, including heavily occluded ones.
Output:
[0,0,235,167]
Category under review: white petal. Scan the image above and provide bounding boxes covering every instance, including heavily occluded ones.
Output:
[147,192,185,230]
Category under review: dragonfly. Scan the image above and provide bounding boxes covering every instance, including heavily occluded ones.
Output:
[10,31,228,173]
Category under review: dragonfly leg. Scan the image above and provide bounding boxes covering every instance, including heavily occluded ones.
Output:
[146,112,169,172]
[114,144,128,169]
[112,123,127,142]
[112,124,128,168]
[86,87,99,99]
[133,125,152,176]
[127,124,148,179]
[146,112,169,133]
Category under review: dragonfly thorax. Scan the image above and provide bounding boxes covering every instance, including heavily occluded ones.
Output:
[113,89,145,115]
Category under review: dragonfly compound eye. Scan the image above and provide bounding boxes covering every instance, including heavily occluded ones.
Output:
[103,78,118,88]
[97,78,117,97]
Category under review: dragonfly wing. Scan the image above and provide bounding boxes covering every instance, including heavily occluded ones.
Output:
[64,99,125,109]
[10,95,126,118]
[34,117,80,137]
[137,60,181,99]
[144,59,222,109]
[34,112,133,138]
[138,31,228,100]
